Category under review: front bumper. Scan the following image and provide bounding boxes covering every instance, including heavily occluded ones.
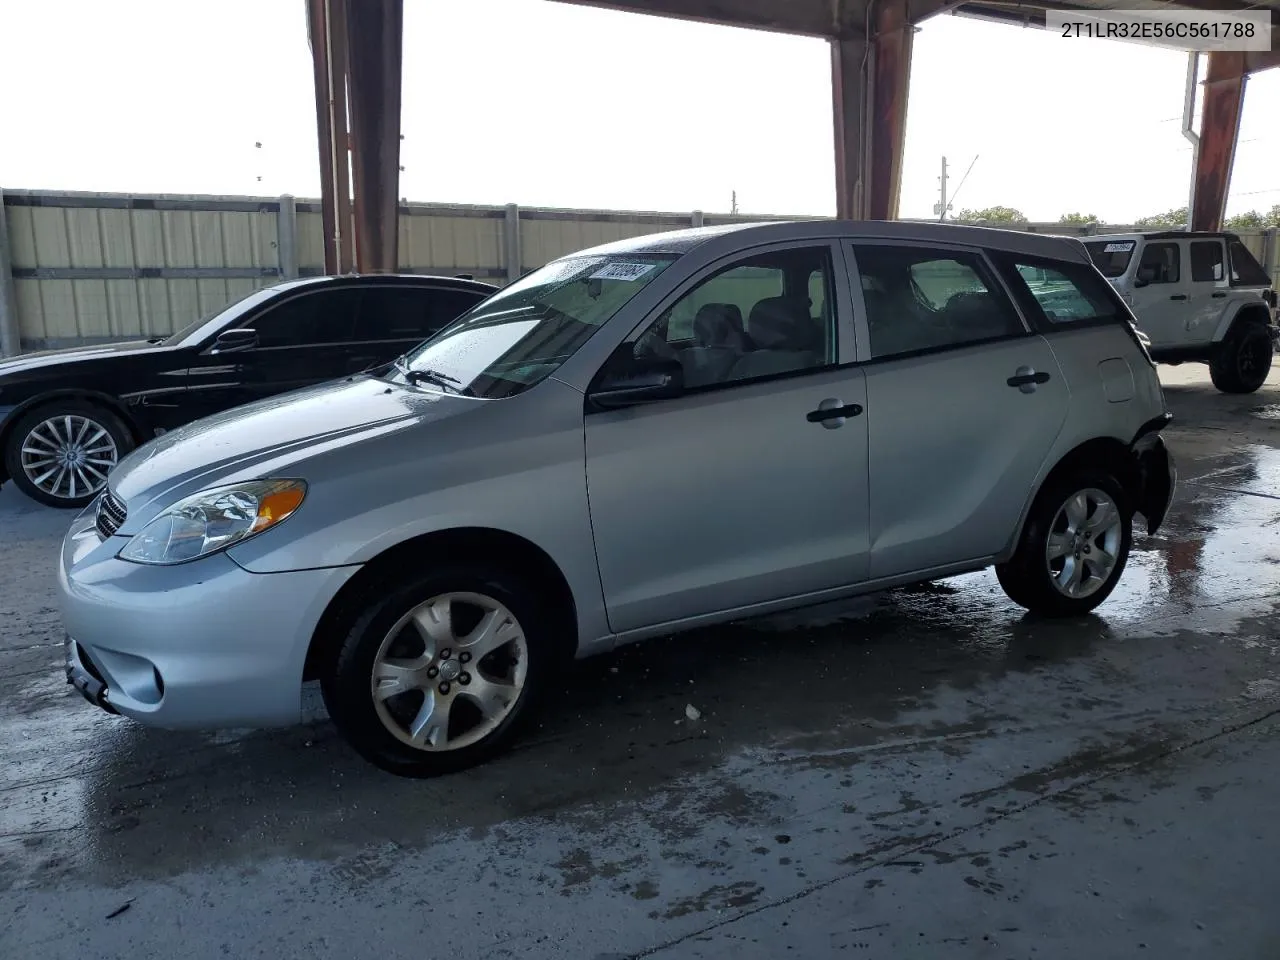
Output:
[57,508,359,730]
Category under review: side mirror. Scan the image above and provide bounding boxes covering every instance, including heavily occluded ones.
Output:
[212,328,259,353]
[590,356,684,409]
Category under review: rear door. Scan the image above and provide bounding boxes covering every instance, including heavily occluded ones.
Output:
[351,285,488,371]
[1187,238,1231,342]
[844,241,1070,580]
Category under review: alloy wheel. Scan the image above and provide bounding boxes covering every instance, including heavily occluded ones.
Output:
[370,591,528,752]
[19,415,119,502]
[1045,487,1123,599]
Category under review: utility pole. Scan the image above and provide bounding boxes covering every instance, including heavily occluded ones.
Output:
[934,156,952,221]
[730,189,739,215]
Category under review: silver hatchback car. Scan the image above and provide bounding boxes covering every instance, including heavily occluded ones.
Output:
[58,221,1175,777]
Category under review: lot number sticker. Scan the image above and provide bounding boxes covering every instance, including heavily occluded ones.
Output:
[1103,242,1135,253]
[590,262,657,282]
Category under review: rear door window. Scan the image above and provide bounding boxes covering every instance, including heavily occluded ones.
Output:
[1190,241,1225,283]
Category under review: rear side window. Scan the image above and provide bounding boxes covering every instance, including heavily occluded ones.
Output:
[1083,240,1136,278]
[1136,242,1180,284]
[1190,241,1225,283]
[852,245,1024,360]
[998,255,1128,327]
[1229,240,1273,286]
[357,286,485,342]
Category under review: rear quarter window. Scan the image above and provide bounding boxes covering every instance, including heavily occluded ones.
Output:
[1083,240,1136,278]
[994,253,1131,330]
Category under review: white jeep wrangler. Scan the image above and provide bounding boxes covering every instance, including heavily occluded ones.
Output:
[1083,231,1279,393]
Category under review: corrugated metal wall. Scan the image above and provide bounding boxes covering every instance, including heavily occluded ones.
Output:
[1,188,1276,352]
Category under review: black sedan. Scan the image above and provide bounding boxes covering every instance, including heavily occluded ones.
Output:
[0,273,496,508]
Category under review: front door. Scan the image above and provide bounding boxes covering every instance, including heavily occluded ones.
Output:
[584,243,871,634]
[845,241,1071,579]
[1130,239,1188,347]
[182,285,363,419]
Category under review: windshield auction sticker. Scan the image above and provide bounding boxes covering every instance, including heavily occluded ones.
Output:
[590,262,658,282]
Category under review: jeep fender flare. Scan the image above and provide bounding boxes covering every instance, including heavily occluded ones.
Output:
[1210,299,1274,343]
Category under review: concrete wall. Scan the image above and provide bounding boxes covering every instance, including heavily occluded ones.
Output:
[1,188,1276,354]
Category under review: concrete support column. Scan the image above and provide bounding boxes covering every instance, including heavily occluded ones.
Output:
[0,189,20,357]
[345,0,404,274]
[692,210,705,227]
[504,204,522,283]
[1191,50,1248,233]
[277,195,299,280]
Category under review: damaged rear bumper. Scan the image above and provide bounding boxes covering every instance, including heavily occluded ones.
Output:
[1132,414,1176,535]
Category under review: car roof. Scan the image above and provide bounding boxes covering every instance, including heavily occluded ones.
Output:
[271,273,498,295]
[560,219,1096,266]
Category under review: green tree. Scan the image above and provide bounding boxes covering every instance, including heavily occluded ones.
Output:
[1059,212,1101,225]
[1225,206,1280,229]
[955,206,1028,224]
[1134,207,1188,229]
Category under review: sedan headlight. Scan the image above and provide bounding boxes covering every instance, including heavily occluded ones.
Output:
[117,479,307,565]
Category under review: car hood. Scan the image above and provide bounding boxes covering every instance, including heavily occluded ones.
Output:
[0,338,159,376]
[109,376,472,513]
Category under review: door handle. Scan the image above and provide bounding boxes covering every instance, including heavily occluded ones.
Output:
[1169,294,1188,301]
[1007,367,1051,393]
[1212,292,1226,298]
[807,398,863,429]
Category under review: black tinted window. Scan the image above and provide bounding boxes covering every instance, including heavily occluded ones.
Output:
[1229,240,1272,286]
[1137,242,1179,284]
[853,245,1023,359]
[1190,241,1225,283]
[246,289,360,348]
[356,287,483,342]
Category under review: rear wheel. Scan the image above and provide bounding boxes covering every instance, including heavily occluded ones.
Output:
[1209,322,1273,394]
[997,470,1132,617]
[321,564,550,777]
[3,401,134,508]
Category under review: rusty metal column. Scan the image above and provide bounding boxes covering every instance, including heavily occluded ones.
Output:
[830,33,869,220]
[307,0,354,274]
[1191,50,1247,232]
[345,0,404,274]
[866,0,913,221]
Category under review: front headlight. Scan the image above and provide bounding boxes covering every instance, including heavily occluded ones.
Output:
[117,478,307,565]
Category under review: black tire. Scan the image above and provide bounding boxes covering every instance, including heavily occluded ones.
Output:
[996,469,1132,618]
[3,400,135,509]
[1209,322,1273,394]
[321,564,552,778]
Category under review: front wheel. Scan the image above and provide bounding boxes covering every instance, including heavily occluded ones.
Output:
[3,401,134,508]
[997,471,1132,617]
[1209,323,1273,394]
[321,565,550,777]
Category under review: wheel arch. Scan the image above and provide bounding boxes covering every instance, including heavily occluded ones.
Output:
[303,526,580,682]
[0,389,147,482]
[1211,300,1274,343]
[1006,436,1141,559]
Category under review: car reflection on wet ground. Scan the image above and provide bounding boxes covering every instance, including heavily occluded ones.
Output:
[2,366,1280,960]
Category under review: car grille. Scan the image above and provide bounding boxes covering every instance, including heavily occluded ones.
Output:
[95,491,127,539]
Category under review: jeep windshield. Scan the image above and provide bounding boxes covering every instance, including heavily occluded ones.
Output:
[394,254,675,399]
[1084,240,1137,278]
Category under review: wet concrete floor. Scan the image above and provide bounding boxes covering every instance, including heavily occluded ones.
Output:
[3,365,1280,959]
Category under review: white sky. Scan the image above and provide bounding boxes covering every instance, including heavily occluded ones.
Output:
[1,0,1276,223]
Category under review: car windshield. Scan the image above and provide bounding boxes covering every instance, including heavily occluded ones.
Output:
[161,284,285,347]
[393,254,676,399]
[1083,239,1137,278]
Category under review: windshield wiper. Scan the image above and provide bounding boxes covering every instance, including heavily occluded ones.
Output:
[403,366,462,393]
